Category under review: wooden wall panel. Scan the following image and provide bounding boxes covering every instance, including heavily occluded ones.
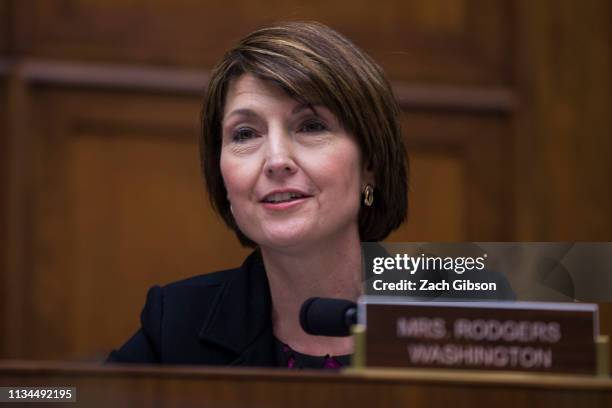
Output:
[24,88,252,358]
[514,0,612,241]
[2,68,35,360]
[390,112,510,242]
[0,82,4,206]
[398,151,467,241]
[26,0,513,85]
[0,1,9,55]
[0,81,6,357]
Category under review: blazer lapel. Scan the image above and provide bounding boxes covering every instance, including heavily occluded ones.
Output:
[198,250,276,366]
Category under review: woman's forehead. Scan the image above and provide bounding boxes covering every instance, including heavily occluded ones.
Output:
[223,74,324,121]
[225,74,292,110]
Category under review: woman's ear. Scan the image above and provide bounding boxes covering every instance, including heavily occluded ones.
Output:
[362,161,375,187]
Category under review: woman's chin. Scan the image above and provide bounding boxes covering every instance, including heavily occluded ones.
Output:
[257,227,319,250]
[244,218,358,251]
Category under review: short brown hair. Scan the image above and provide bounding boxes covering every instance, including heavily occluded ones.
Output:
[200,21,408,246]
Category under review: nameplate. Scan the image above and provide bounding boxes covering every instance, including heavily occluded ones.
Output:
[360,298,598,374]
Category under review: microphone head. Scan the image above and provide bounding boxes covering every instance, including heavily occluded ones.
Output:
[299,297,357,337]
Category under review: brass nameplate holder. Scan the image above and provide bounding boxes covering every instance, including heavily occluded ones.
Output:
[355,298,603,375]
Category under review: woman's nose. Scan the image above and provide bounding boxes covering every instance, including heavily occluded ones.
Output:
[263,129,298,177]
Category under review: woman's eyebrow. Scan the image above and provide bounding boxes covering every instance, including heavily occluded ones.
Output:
[225,105,323,121]
[292,103,323,116]
[223,108,259,122]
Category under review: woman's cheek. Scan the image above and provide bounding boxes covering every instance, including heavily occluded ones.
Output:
[220,155,240,197]
[221,154,259,198]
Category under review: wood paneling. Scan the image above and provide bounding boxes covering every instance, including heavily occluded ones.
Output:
[3,67,33,360]
[0,81,6,358]
[27,0,513,85]
[389,112,510,242]
[24,88,252,358]
[3,59,515,113]
[0,1,9,55]
[514,0,612,241]
[1,362,612,407]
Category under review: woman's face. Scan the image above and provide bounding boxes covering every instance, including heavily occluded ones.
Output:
[220,74,370,250]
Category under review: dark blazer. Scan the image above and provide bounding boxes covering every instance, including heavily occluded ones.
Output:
[107,246,515,366]
[107,250,277,366]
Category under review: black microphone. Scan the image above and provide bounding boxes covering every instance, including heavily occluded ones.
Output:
[299,297,357,337]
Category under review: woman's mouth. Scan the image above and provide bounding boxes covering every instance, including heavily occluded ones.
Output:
[262,191,308,203]
[261,191,312,210]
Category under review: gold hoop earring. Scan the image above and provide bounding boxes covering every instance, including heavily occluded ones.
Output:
[363,184,374,207]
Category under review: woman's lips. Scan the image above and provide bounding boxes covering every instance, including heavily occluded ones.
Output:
[261,196,310,211]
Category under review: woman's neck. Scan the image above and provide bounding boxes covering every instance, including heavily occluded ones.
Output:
[260,229,362,357]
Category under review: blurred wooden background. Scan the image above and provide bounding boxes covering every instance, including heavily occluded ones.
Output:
[1,0,610,360]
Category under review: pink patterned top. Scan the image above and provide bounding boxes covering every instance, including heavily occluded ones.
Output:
[275,338,351,369]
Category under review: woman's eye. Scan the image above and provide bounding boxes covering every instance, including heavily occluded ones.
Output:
[299,120,327,133]
[232,127,257,142]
